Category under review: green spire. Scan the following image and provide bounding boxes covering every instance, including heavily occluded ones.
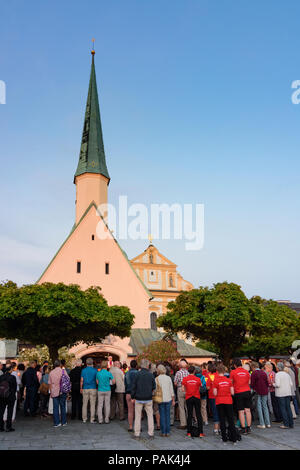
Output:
[74,52,110,182]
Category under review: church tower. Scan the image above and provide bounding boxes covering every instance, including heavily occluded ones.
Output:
[74,48,110,224]
[37,48,216,364]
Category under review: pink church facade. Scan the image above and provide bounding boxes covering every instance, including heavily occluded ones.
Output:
[37,51,216,364]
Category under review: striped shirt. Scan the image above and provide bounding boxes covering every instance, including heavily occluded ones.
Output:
[174,368,189,387]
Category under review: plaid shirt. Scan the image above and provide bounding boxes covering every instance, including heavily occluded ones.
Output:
[174,368,189,387]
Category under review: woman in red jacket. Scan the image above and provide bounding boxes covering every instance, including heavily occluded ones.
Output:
[213,364,239,444]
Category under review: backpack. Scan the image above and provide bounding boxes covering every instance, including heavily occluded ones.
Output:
[0,377,10,399]
[60,369,71,394]
[199,375,207,397]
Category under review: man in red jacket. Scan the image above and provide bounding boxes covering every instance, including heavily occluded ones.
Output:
[230,358,252,434]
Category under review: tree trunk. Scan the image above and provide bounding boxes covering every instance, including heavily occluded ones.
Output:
[48,344,59,366]
[221,351,232,369]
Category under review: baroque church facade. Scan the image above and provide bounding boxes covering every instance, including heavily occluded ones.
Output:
[38,50,215,364]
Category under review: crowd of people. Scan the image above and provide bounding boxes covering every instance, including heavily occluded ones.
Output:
[0,354,299,445]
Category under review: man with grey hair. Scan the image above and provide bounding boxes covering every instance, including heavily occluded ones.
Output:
[284,360,299,417]
[70,358,83,420]
[131,359,156,440]
[109,360,125,421]
[174,359,189,429]
[274,361,294,429]
[80,358,97,423]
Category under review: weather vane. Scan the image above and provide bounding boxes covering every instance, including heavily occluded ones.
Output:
[91,38,95,55]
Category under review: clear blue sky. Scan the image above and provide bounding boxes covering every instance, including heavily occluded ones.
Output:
[0,1,299,301]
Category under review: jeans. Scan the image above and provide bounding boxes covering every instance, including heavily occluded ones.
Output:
[209,398,219,423]
[292,395,299,415]
[158,401,171,435]
[277,396,293,428]
[257,394,270,426]
[53,393,67,426]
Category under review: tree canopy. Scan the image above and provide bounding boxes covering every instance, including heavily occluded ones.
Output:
[136,338,180,365]
[0,281,134,363]
[237,296,300,360]
[157,282,300,365]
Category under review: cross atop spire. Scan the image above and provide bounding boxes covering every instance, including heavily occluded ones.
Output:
[74,49,110,182]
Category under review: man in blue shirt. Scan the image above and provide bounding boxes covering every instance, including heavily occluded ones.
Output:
[80,358,97,423]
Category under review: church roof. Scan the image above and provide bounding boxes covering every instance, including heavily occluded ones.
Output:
[129,328,216,358]
[131,243,177,267]
[37,201,152,299]
[74,52,110,182]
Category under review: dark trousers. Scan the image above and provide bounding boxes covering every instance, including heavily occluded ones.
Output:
[71,390,82,419]
[24,387,37,416]
[0,397,15,430]
[217,403,237,442]
[270,391,282,421]
[40,394,49,414]
[277,396,293,428]
[110,392,125,420]
[186,396,203,434]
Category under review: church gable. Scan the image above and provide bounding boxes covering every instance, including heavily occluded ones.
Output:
[131,245,176,267]
[130,243,194,293]
[38,202,151,328]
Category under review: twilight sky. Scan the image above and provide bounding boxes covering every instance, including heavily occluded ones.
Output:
[0,1,299,301]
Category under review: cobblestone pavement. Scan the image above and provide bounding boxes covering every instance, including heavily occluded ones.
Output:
[1,412,300,450]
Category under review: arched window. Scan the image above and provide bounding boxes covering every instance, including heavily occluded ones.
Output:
[150,312,157,331]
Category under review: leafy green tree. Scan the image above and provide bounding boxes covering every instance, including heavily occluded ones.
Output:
[157,282,251,366]
[237,297,300,360]
[157,283,300,366]
[0,281,134,363]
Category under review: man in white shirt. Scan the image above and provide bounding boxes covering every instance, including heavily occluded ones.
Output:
[274,362,294,429]
[109,361,125,421]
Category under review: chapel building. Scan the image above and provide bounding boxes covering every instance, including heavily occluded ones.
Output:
[37,50,215,364]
